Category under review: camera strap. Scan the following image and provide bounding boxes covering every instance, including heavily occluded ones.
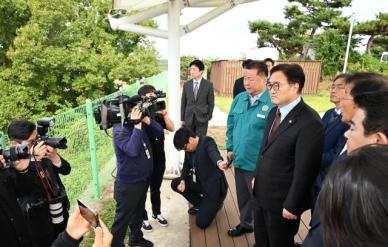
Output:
[143,142,151,160]
[34,162,59,201]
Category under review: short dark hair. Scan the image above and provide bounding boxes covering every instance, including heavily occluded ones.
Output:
[345,72,385,86]
[319,144,388,247]
[138,85,156,96]
[242,59,253,68]
[244,60,268,78]
[264,58,275,66]
[350,73,388,97]
[8,120,36,141]
[270,64,305,93]
[333,73,349,82]
[189,59,205,71]
[173,127,196,150]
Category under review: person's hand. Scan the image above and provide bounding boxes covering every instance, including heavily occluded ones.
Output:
[142,116,151,125]
[251,178,255,189]
[31,141,47,161]
[181,121,185,126]
[131,107,143,129]
[66,207,90,240]
[217,160,228,171]
[226,151,234,161]
[12,159,30,172]
[93,219,113,247]
[46,146,61,167]
[177,180,186,193]
[282,208,298,220]
[0,155,6,168]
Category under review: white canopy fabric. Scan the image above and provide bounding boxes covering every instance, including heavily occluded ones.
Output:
[112,0,243,10]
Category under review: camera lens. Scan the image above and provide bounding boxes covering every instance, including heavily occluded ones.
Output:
[49,202,64,224]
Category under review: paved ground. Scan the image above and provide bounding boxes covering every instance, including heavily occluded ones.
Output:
[209,105,228,126]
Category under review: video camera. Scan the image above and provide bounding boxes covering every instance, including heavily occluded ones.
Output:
[94,90,166,130]
[0,144,30,168]
[35,117,67,149]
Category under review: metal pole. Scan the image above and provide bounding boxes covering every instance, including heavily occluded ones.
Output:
[166,0,182,174]
[343,14,354,73]
[86,99,101,199]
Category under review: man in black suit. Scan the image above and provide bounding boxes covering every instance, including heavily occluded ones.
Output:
[312,73,349,206]
[181,60,214,135]
[171,127,228,229]
[253,64,324,247]
[232,59,252,98]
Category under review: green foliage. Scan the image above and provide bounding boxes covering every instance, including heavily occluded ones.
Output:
[0,0,159,131]
[249,0,352,58]
[348,55,388,76]
[180,55,213,81]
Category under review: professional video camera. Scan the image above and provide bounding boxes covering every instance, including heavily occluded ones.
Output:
[0,144,30,168]
[94,90,166,131]
[35,117,67,149]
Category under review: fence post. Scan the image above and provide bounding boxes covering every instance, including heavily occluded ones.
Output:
[86,99,101,199]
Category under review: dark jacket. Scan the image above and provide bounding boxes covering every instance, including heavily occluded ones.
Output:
[15,157,71,247]
[314,108,349,195]
[233,77,245,98]
[181,78,215,125]
[113,120,163,184]
[181,136,228,201]
[254,100,324,215]
[0,169,31,247]
[50,231,82,247]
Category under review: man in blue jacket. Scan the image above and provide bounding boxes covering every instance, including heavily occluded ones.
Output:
[226,60,273,237]
[111,99,163,247]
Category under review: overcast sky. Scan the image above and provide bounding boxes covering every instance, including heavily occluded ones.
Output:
[148,0,388,60]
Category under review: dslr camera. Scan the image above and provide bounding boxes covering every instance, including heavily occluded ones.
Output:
[94,90,166,130]
[0,144,30,168]
[35,117,67,149]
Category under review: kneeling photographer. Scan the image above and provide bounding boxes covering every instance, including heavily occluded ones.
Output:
[8,119,71,247]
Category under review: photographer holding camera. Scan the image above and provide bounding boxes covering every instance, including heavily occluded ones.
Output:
[110,99,164,247]
[7,119,71,247]
[137,85,175,232]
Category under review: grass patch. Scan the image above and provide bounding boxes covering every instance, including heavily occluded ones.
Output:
[216,92,332,114]
[208,126,227,150]
[215,95,233,113]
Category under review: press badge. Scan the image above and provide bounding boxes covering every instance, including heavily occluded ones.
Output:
[257,113,266,119]
[143,142,151,160]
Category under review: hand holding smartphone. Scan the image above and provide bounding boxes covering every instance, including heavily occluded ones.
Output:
[77,199,100,228]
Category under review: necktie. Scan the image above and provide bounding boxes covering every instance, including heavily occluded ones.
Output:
[193,81,199,99]
[268,109,281,141]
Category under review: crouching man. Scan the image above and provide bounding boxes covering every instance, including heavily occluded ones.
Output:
[171,127,228,229]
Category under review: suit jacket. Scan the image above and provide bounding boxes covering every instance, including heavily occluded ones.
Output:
[314,108,349,194]
[233,77,245,98]
[180,136,228,201]
[254,99,324,215]
[181,78,215,126]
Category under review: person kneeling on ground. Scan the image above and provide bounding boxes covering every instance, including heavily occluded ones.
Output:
[171,127,228,229]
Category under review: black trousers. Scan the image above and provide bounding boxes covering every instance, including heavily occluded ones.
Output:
[143,157,166,220]
[254,206,300,247]
[171,177,224,229]
[111,181,149,247]
[187,115,208,136]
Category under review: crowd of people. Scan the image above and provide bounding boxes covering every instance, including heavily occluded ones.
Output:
[1,57,387,247]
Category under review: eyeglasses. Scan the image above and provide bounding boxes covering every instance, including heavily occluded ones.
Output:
[330,85,345,90]
[266,81,281,92]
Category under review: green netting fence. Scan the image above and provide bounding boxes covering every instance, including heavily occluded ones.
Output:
[0,71,168,205]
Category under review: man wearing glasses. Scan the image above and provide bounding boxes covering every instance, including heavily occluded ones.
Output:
[171,127,228,229]
[226,60,273,237]
[311,74,349,207]
[253,64,324,247]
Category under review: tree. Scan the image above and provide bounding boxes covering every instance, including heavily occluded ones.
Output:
[249,0,352,58]
[0,0,159,130]
[353,12,388,56]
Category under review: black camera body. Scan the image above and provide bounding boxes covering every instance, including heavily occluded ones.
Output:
[0,144,30,168]
[36,117,67,149]
[94,90,166,130]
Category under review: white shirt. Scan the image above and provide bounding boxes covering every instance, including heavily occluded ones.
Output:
[279,97,302,122]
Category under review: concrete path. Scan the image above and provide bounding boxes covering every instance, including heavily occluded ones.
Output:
[209,105,228,127]
[143,179,190,247]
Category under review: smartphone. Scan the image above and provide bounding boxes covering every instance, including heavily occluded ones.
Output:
[77,199,100,228]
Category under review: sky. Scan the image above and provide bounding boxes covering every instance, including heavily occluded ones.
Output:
[146,0,388,60]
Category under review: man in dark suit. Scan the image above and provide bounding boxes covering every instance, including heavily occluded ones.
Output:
[171,127,228,229]
[312,74,349,206]
[181,60,214,135]
[302,72,388,247]
[253,64,324,247]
